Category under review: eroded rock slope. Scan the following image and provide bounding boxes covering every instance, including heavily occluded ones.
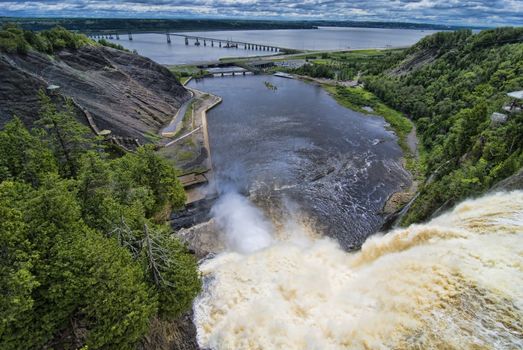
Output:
[0,45,190,141]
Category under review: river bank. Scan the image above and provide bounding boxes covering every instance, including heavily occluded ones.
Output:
[324,83,421,222]
[165,71,420,242]
[279,72,421,219]
[184,75,411,248]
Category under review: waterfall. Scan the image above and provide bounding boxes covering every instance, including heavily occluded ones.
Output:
[194,191,523,349]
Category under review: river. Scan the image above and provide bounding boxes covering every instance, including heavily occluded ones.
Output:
[188,75,411,249]
[109,26,438,65]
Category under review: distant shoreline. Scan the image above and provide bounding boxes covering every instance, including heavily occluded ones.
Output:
[0,17,482,34]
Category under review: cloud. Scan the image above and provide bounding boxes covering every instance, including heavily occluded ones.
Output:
[0,0,521,26]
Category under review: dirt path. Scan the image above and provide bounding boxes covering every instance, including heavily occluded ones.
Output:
[407,124,419,159]
[161,91,194,136]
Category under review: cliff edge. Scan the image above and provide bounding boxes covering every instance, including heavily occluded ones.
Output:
[0,45,191,142]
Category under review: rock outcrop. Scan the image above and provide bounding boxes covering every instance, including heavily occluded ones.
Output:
[0,45,191,141]
[491,167,523,192]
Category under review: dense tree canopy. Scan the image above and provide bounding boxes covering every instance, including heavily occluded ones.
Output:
[0,23,94,54]
[0,92,200,349]
[362,28,523,224]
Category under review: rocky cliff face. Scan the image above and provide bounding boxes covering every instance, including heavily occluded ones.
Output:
[0,45,190,141]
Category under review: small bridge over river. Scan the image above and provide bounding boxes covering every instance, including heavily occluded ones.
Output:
[87,31,289,53]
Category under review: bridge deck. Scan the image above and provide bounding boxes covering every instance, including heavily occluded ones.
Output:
[169,33,286,50]
[86,31,292,52]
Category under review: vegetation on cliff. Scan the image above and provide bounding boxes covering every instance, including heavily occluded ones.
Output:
[289,27,523,224]
[0,93,201,349]
[0,23,92,54]
[0,23,128,54]
[365,28,523,224]
[97,38,129,51]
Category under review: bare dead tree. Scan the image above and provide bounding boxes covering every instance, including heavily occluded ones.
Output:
[108,216,140,259]
[143,224,176,288]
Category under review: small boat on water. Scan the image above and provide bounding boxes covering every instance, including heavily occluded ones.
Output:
[273,72,294,79]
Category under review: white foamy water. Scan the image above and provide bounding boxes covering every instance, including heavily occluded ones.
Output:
[211,191,274,254]
[194,191,523,349]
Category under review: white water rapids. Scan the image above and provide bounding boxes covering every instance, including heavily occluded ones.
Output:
[193,191,523,349]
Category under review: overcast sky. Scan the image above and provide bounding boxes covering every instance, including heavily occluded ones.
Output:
[0,0,522,26]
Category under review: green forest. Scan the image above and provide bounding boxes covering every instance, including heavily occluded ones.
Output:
[291,27,523,224]
[1,22,522,348]
[0,93,201,349]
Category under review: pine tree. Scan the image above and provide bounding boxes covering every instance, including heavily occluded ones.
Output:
[0,178,158,349]
[0,117,57,186]
[36,91,97,178]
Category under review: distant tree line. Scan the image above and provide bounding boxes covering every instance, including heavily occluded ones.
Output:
[0,17,318,33]
[292,63,335,79]
[0,17,472,34]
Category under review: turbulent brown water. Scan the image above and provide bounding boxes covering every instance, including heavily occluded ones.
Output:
[194,191,523,349]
